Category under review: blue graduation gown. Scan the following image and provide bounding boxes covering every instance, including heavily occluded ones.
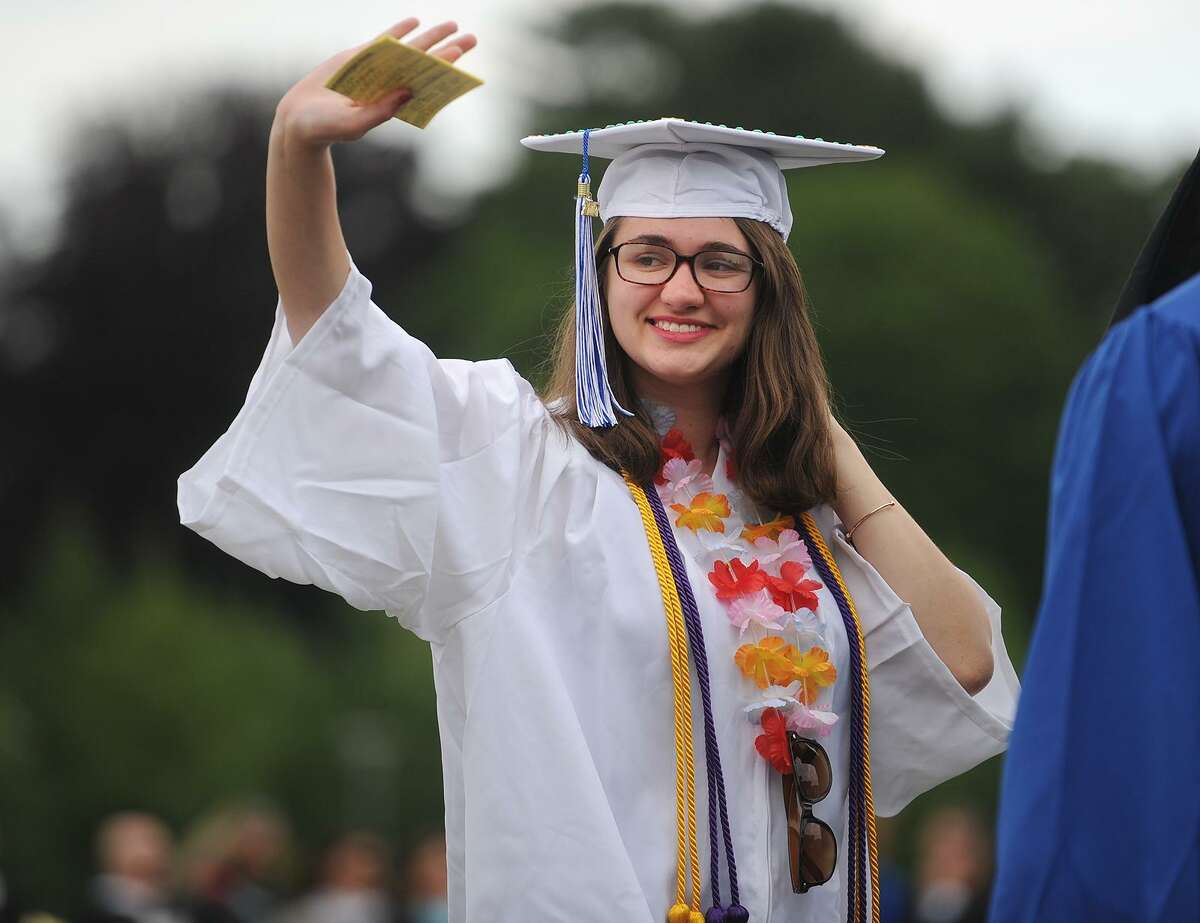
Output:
[990,273,1200,921]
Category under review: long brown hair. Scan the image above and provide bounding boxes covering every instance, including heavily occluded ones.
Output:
[541,216,837,514]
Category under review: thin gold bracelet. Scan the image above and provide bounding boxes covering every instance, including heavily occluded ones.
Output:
[845,500,897,542]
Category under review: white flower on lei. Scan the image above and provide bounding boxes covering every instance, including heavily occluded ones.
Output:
[743,684,803,723]
[643,399,678,437]
[791,607,826,645]
[696,518,749,555]
[743,684,838,738]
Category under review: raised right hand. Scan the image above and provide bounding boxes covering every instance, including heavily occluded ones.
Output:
[274,18,478,149]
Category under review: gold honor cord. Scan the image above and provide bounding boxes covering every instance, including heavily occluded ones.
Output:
[624,474,705,923]
[800,512,880,923]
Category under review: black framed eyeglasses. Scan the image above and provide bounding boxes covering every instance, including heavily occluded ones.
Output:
[606,242,762,294]
[783,731,837,894]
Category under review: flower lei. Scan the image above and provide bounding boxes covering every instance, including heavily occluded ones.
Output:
[655,428,840,755]
[636,413,879,923]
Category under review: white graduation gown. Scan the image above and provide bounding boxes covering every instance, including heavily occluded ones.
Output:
[178,265,1019,922]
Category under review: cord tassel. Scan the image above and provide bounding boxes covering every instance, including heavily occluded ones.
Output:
[575,129,632,428]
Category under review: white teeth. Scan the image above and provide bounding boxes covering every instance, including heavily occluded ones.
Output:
[653,320,705,333]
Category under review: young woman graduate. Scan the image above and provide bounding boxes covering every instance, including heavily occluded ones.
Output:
[178,18,1019,923]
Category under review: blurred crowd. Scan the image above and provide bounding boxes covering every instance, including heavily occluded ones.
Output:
[0,803,447,923]
[0,802,997,923]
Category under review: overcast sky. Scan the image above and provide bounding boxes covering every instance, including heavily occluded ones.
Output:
[3,0,1197,247]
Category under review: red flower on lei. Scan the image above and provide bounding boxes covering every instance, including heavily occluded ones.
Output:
[708,558,768,601]
[766,561,823,613]
[754,707,793,774]
[655,429,695,485]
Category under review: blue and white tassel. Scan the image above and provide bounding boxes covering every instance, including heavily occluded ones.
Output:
[575,129,632,428]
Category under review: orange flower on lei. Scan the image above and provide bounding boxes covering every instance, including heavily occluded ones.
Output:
[740,515,796,543]
[671,492,731,533]
[735,638,838,700]
[793,646,838,704]
[734,636,802,689]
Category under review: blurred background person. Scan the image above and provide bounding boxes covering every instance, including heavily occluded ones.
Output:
[901,807,991,923]
[399,833,447,923]
[176,803,292,923]
[275,832,395,923]
[82,812,186,923]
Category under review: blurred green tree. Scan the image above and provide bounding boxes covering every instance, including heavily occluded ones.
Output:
[0,519,440,913]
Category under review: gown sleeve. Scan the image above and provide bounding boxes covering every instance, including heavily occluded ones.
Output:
[989,279,1200,922]
[815,509,1020,816]
[177,264,560,642]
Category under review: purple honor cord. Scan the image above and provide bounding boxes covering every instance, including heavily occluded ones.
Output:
[802,530,868,923]
[644,484,746,921]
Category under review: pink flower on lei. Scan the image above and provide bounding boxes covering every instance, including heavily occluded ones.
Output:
[726,588,789,635]
[657,457,716,506]
[786,702,839,738]
[752,528,813,571]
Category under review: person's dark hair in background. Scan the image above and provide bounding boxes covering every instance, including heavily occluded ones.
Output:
[1110,149,1200,328]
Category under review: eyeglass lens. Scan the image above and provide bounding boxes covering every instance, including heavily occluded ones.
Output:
[788,801,838,891]
[784,733,837,892]
[789,734,833,803]
[614,243,755,293]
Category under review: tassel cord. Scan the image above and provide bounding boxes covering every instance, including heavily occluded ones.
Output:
[574,129,632,428]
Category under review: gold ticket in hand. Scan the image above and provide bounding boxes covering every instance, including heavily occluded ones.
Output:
[325,36,483,129]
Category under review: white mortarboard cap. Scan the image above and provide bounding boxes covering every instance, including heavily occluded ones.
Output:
[520,118,884,429]
[522,118,885,240]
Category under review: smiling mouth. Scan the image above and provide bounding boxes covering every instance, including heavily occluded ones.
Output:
[648,319,712,333]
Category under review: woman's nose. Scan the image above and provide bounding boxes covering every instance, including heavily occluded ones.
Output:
[660,259,704,306]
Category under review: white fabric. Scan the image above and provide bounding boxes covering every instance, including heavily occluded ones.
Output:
[178,266,1019,923]
[597,142,794,238]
